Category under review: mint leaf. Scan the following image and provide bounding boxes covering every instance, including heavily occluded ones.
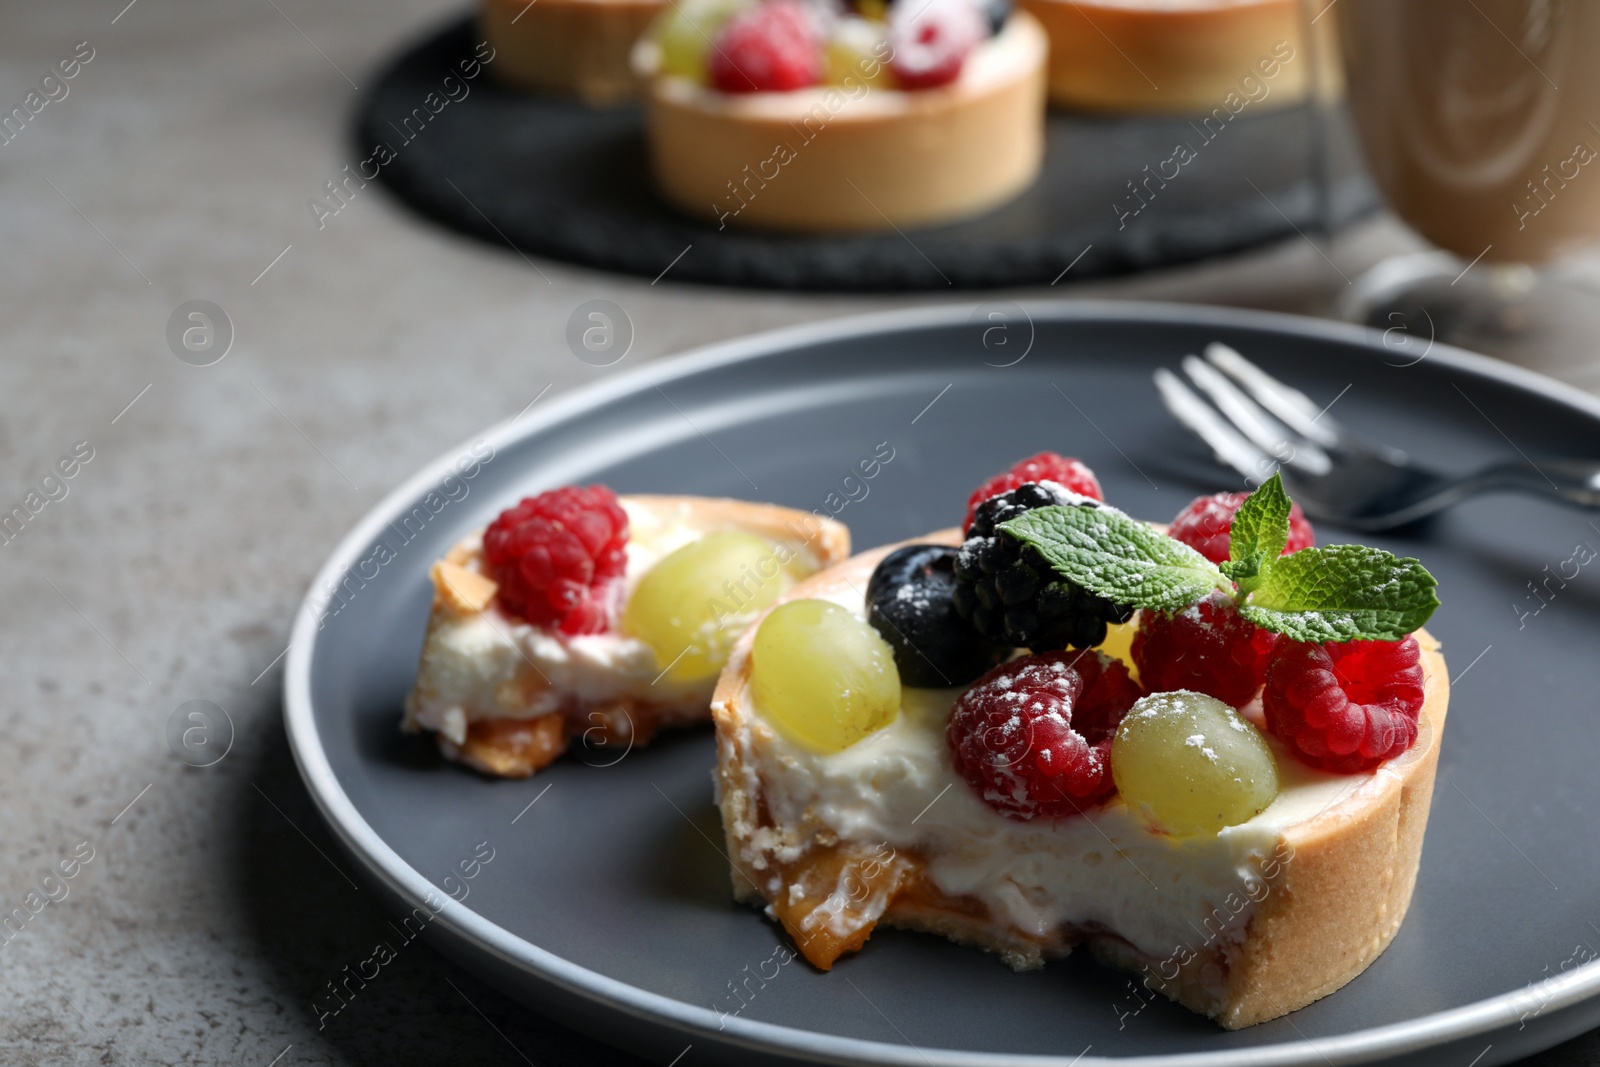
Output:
[1001,505,1229,613]
[1223,473,1292,594]
[1239,544,1439,642]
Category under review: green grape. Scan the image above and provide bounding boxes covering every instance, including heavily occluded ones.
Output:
[623,530,786,683]
[652,0,750,83]
[824,18,893,88]
[1111,691,1279,836]
[750,599,900,753]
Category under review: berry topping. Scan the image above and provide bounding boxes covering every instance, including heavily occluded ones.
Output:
[709,0,823,93]
[866,544,1007,688]
[977,0,1011,35]
[1111,690,1279,836]
[963,452,1103,533]
[983,470,1440,778]
[751,598,901,753]
[483,486,630,634]
[889,0,987,90]
[948,651,1143,820]
[1169,491,1314,566]
[654,0,750,83]
[1071,647,1148,738]
[1132,592,1278,707]
[953,484,1134,652]
[1262,635,1425,773]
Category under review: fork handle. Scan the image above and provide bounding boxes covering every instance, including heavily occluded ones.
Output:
[1474,458,1600,509]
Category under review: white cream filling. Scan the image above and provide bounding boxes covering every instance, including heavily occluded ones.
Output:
[731,579,1387,965]
[407,499,799,744]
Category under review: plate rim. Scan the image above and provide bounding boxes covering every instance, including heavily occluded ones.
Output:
[283,300,1600,1066]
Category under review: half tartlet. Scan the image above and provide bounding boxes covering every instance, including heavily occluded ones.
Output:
[711,453,1445,1027]
[633,0,1047,231]
[405,487,849,777]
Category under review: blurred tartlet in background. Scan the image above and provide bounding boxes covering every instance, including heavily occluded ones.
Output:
[481,0,662,104]
[1018,0,1326,113]
[632,0,1048,231]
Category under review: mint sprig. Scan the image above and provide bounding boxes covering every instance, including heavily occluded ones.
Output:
[1220,472,1290,594]
[998,474,1439,643]
[1002,503,1229,613]
[1239,544,1438,642]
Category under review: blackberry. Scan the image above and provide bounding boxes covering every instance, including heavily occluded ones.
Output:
[866,544,1008,688]
[952,483,1134,652]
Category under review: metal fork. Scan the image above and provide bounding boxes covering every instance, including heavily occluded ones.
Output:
[1153,343,1600,531]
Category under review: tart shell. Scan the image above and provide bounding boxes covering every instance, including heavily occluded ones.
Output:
[1015,0,1312,114]
[711,528,1448,1028]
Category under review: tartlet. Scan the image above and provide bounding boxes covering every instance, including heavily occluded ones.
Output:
[481,0,661,104]
[1015,0,1311,113]
[633,0,1048,231]
[713,531,1446,1027]
[709,453,1445,1027]
[404,492,849,777]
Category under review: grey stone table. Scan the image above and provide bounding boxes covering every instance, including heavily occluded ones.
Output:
[2,1,1597,1064]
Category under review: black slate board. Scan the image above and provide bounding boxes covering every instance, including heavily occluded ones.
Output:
[355,16,1376,290]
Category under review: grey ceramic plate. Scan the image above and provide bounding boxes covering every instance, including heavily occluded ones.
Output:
[285,303,1600,1067]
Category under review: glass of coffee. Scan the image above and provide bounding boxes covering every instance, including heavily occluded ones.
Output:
[1324,0,1600,378]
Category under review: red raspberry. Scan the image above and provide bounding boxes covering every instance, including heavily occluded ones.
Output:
[889,0,987,90]
[948,651,1143,820]
[962,452,1103,533]
[482,486,629,634]
[1070,649,1146,739]
[1168,491,1314,565]
[1262,636,1425,773]
[708,0,822,93]
[1132,593,1277,707]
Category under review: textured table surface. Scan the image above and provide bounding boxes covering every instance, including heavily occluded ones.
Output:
[2,1,1598,1065]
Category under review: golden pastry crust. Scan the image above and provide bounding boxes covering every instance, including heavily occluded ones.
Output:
[481,0,661,105]
[712,528,1447,1027]
[635,13,1048,232]
[406,495,850,778]
[1016,0,1313,114]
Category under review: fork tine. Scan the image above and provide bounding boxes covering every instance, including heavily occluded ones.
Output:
[1181,356,1333,476]
[1204,343,1342,449]
[1153,368,1272,483]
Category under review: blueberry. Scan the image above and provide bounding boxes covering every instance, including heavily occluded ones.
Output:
[979,0,1010,36]
[866,544,1009,688]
